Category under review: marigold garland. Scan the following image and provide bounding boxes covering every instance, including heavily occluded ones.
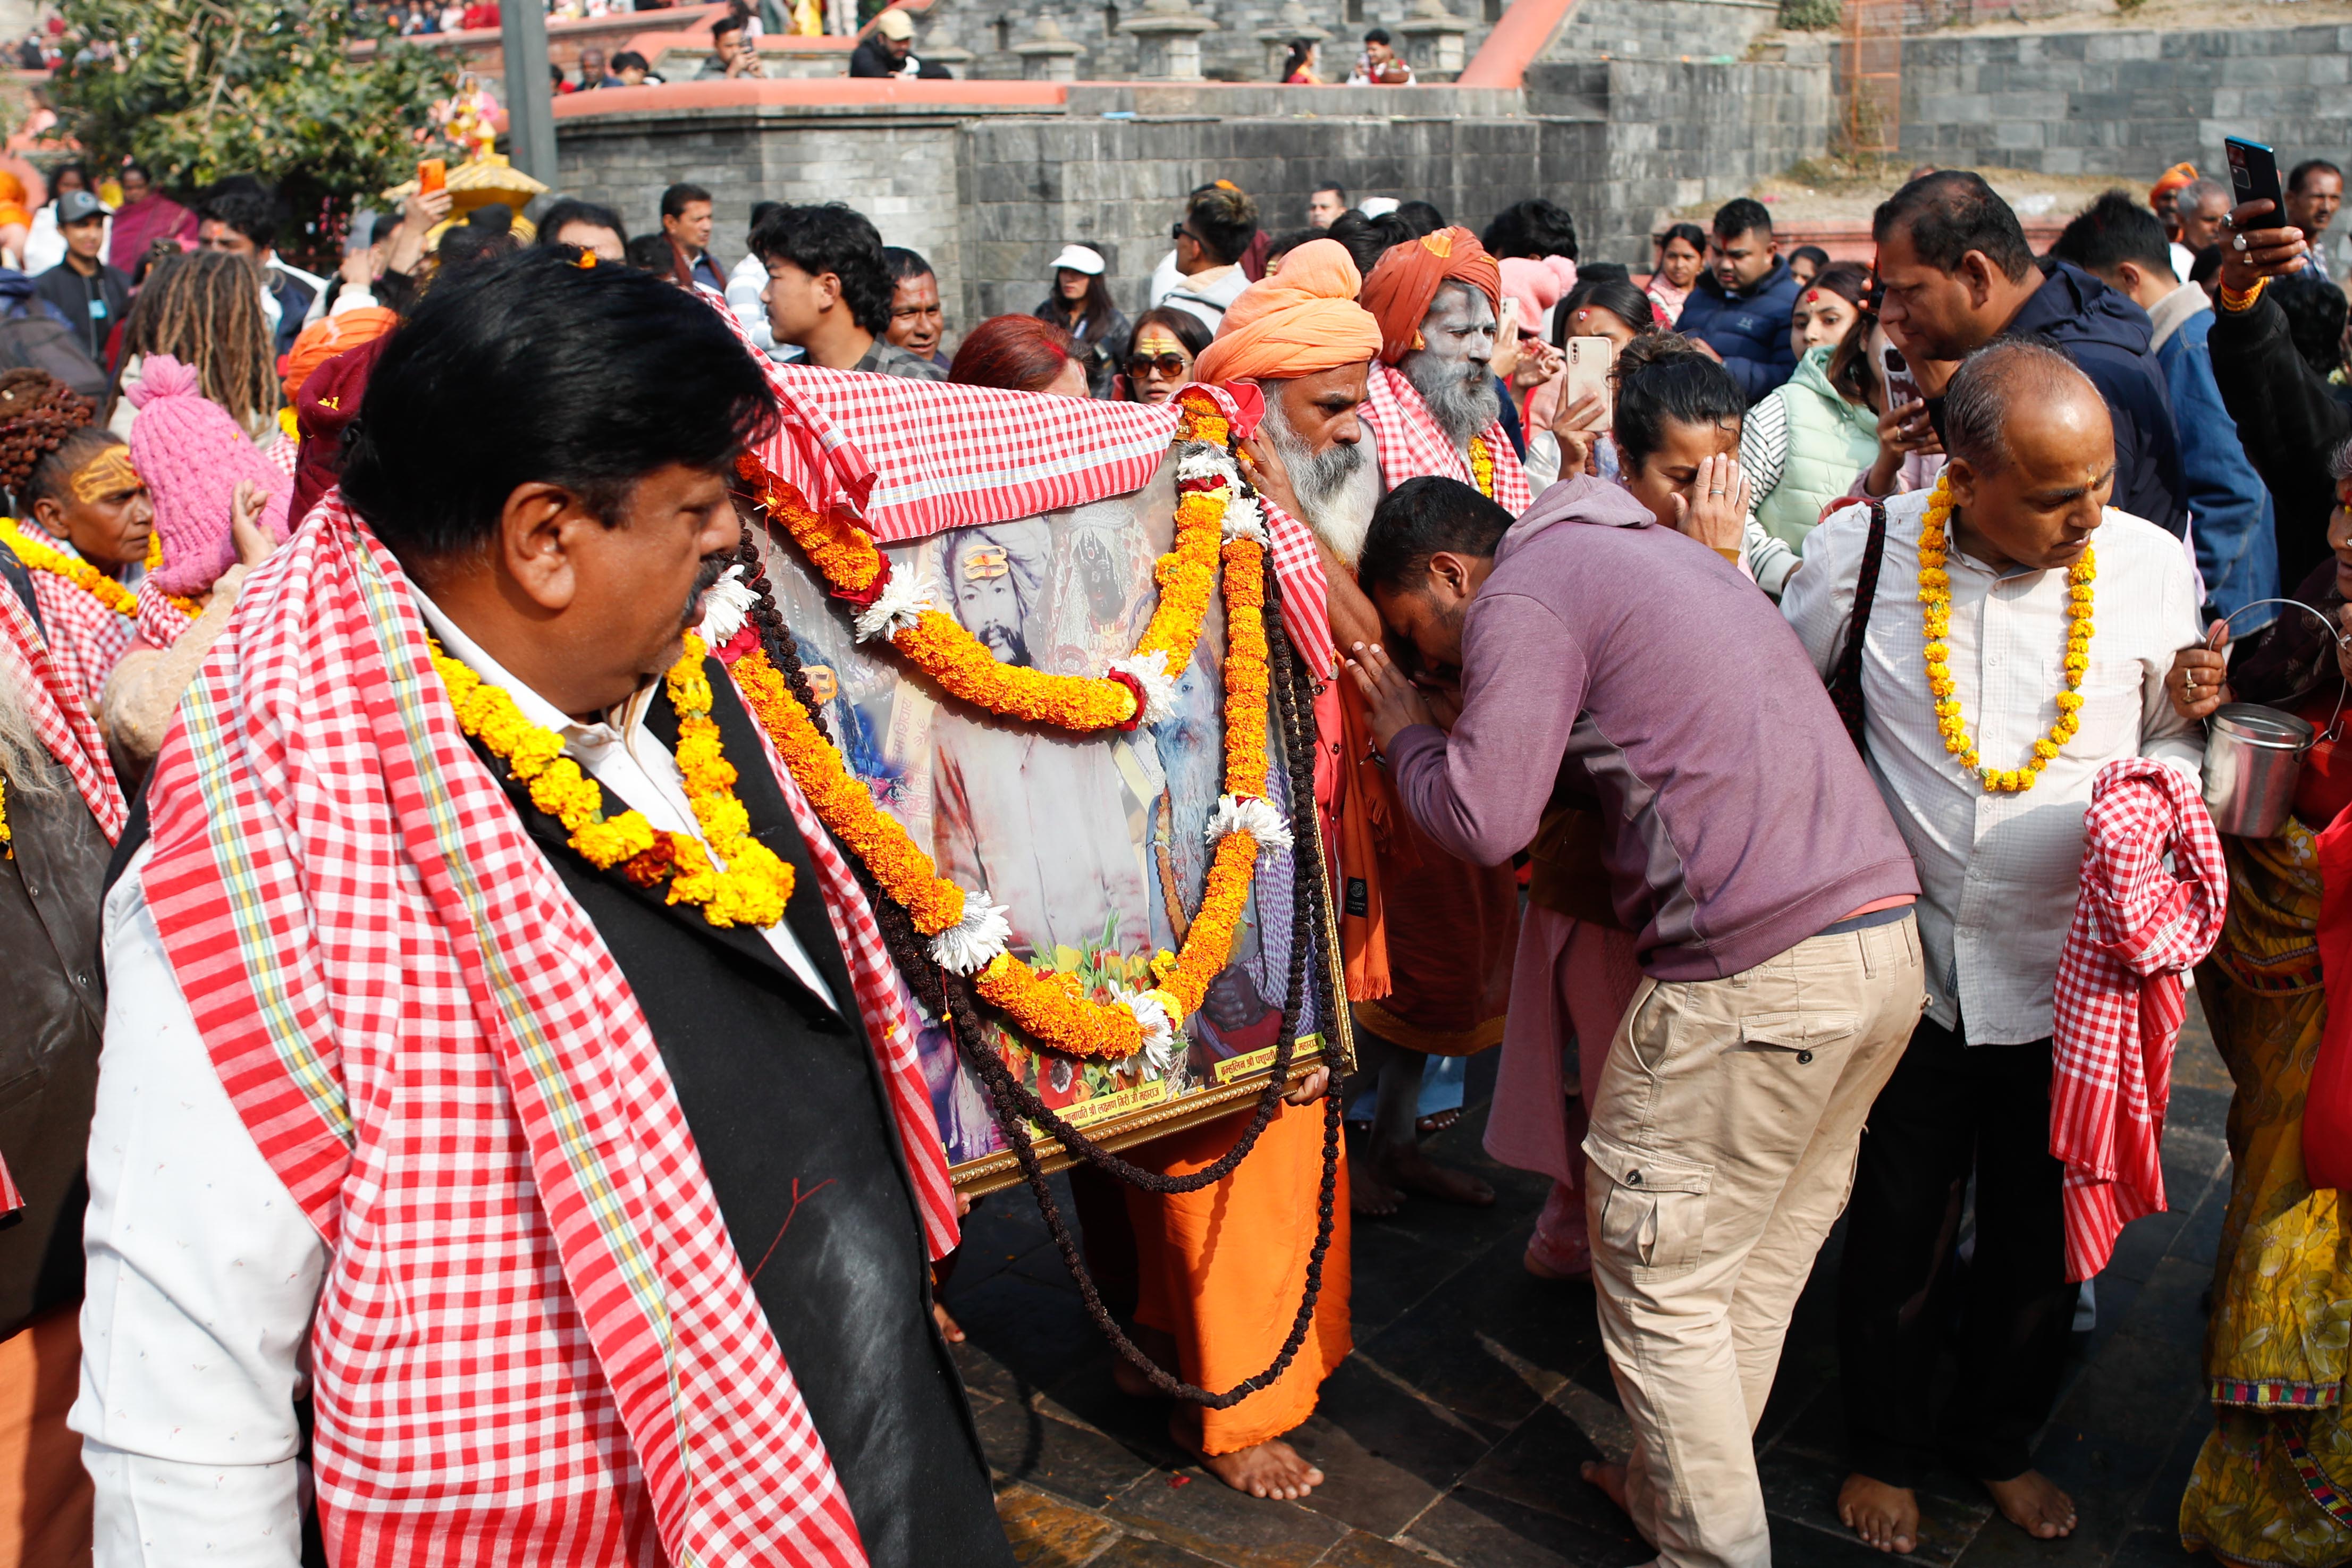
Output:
[0,771,10,858]
[1,518,136,618]
[435,631,796,926]
[1917,473,2095,794]
[1468,433,1496,501]
[727,432,1288,1063]
[737,388,1238,734]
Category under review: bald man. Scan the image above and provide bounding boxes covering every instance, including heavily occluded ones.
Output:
[1784,340,2204,1555]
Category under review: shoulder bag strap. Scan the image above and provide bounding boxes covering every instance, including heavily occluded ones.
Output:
[1825,499,1889,753]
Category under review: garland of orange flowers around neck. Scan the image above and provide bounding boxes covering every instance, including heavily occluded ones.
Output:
[735,389,1249,736]
[714,421,1286,1069]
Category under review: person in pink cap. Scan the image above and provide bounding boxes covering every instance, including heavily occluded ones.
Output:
[100,354,291,777]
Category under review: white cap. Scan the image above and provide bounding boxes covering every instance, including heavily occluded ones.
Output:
[1050,243,1106,276]
[873,7,914,38]
[1357,196,1400,218]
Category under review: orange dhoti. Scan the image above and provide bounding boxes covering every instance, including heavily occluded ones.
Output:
[1355,813,1518,1056]
[1124,1099,1352,1454]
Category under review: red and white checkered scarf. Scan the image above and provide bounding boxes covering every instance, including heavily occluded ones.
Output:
[2048,758,2226,1282]
[0,581,123,842]
[132,572,197,651]
[140,495,950,1567]
[21,563,131,721]
[1358,361,1532,516]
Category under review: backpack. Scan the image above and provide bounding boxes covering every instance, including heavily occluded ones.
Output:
[0,299,110,403]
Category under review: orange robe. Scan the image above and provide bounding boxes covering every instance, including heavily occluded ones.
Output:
[1124,1100,1351,1454]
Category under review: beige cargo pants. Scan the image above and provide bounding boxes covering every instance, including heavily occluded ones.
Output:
[1584,912,1925,1568]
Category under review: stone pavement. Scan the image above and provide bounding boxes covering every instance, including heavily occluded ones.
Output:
[946,1008,2239,1567]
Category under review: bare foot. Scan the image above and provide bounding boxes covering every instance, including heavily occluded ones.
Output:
[1378,1145,1496,1207]
[1349,1146,1402,1215]
[1193,1432,1325,1500]
[931,1301,965,1344]
[1837,1472,1919,1554]
[1417,1108,1461,1136]
[1581,1459,1630,1516]
[1983,1471,2076,1540]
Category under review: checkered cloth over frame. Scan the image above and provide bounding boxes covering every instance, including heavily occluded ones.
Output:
[0,580,123,842]
[133,572,196,652]
[24,563,131,718]
[137,496,950,1567]
[2049,757,2227,1283]
[1358,361,1533,517]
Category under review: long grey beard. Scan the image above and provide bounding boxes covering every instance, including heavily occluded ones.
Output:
[1261,394,1381,567]
[0,664,58,805]
[1402,349,1500,448]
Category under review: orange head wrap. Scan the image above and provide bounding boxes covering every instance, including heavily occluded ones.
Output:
[1356,226,1503,365]
[1192,238,1383,385]
[2150,162,2197,207]
[282,307,401,401]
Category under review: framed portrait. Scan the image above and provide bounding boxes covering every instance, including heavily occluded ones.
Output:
[752,450,1353,1196]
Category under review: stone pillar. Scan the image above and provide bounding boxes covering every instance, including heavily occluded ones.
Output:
[1118,0,1216,81]
[1254,0,1330,81]
[1395,0,1469,80]
[1013,14,1086,80]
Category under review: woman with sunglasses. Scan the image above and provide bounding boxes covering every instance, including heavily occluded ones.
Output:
[1114,307,1213,404]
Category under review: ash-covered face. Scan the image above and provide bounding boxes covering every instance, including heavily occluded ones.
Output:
[1398,282,1499,446]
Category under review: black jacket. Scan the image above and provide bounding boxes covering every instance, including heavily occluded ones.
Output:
[1673,256,1802,402]
[848,35,951,77]
[2208,289,2350,594]
[1931,260,2187,538]
[31,258,129,369]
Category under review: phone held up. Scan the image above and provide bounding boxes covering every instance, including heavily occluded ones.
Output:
[2225,136,2284,225]
[1880,339,1920,414]
[1564,336,1616,432]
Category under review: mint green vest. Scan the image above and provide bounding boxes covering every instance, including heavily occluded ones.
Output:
[1758,344,1880,552]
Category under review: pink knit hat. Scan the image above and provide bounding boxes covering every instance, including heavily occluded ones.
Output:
[128,355,294,595]
[1497,255,1577,331]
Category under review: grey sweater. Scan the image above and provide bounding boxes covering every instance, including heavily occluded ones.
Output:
[1387,474,1919,981]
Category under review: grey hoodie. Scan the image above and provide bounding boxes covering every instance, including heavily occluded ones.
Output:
[1387,474,1919,981]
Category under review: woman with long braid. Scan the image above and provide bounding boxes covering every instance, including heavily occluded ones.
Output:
[0,367,151,717]
[109,251,281,446]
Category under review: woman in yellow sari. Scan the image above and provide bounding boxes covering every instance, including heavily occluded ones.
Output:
[2169,512,2352,1564]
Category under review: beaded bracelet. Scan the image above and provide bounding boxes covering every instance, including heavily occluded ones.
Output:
[2217,276,2269,314]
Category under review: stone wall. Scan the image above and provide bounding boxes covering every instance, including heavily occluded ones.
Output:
[926,0,1503,85]
[1539,0,1779,62]
[1886,22,2352,176]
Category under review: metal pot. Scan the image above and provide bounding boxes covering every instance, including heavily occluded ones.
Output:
[2201,598,2350,838]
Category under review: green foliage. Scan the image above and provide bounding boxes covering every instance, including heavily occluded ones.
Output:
[1778,0,1843,29]
[46,0,454,213]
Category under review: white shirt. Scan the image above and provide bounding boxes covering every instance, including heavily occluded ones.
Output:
[1782,490,2203,1044]
[75,593,838,1565]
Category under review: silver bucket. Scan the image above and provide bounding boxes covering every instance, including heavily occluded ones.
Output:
[2199,598,2349,838]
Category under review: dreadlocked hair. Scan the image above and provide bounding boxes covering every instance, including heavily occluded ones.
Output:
[0,367,106,514]
[120,251,280,434]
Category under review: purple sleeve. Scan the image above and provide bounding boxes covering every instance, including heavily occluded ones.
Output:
[1388,590,1587,866]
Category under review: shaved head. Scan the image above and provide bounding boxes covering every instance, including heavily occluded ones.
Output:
[1943,338,2114,572]
[1942,338,2105,475]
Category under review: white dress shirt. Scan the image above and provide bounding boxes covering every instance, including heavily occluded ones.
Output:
[76,593,837,1564]
[1782,490,2204,1044]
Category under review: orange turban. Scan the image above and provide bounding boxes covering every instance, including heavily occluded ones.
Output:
[1192,239,1383,385]
[2151,162,2197,206]
[1357,226,1503,365]
[282,307,401,401]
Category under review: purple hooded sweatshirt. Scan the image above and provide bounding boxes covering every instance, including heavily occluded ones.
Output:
[1387,474,1918,982]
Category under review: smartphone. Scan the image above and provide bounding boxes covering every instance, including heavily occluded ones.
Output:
[2225,136,2284,224]
[417,158,446,195]
[1880,339,1919,412]
[1564,336,1616,431]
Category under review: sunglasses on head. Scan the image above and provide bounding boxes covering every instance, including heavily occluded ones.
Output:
[1128,352,1190,377]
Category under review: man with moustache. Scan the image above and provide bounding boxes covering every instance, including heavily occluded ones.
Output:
[74,252,1014,1567]
[1336,227,1524,1211]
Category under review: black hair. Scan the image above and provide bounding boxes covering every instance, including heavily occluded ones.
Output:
[1184,182,1260,268]
[712,11,744,36]
[1873,169,2035,283]
[1395,199,1447,239]
[1712,196,1771,242]
[1323,209,1411,276]
[2048,190,2173,281]
[1806,258,1873,308]
[1358,475,1514,595]
[537,197,626,248]
[1363,26,1391,43]
[749,201,893,335]
[1283,38,1315,75]
[1481,197,1578,262]
[2272,273,2349,380]
[1263,227,1321,269]
[625,231,687,281]
[1788,243,1831,274]
[1552,275,1655,349]
[1122,306,1213,366]
[1612,334,1745,475]
[749,200,785,237]
[660,182,712,222]
[436,204,519,274]
[2291,158,2344,195]
[611,50,650,71]
[342,250,778,561]
[881,243,934,282]
[197,179,280,251]
[1311,180,1347,205]
[1654,222,1705,259]
[2188,243,2225,288]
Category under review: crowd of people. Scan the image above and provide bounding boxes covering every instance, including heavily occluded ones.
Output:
[0,142,2345,1568]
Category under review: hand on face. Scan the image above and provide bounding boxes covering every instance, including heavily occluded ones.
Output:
[1670,453,1749,553]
